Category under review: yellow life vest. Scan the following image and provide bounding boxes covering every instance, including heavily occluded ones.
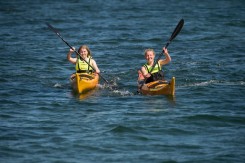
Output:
[75,57,93,73]
[144,62,162,74]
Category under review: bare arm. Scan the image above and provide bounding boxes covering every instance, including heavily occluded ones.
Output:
[67,47,77,64]
[91,59,100,74]
[141,66,151,78]
[159,47,171,66]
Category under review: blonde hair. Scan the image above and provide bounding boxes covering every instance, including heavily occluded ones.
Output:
[144,49,155,56]
[78,45,92,57]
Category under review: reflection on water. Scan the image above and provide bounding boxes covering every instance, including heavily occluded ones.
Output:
[71,88,98,100]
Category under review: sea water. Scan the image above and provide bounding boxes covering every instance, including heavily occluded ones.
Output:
[0,0,244,162]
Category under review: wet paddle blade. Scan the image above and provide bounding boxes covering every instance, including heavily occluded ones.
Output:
[169,19,184,42]
[165,19,184,48]
[46,23,59,34]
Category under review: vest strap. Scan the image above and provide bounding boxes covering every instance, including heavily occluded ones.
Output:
[76,70,93,73]
[144,62,161,73]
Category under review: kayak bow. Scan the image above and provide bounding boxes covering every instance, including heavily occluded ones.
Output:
[71,73,99,94]
[138,77,175,96]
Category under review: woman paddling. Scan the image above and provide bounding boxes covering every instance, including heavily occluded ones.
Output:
[67,45,100,78]
[138,47,171,84]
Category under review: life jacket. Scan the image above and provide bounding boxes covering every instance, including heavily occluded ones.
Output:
[143,62,162,74]
[144,62,164,83]
[75,56,93,73]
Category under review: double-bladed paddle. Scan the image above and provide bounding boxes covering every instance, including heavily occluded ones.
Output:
[46,23,109,84]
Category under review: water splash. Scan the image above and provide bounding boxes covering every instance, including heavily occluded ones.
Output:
[53,83,62,88]
[181,80,245,87]
[112,89,134,96]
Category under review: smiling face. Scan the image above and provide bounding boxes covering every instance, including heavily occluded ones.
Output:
[144,49,155,65]
[79,48,88,58]
[78,45,91,59]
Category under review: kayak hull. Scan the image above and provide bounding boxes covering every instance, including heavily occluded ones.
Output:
[139,77,175,95]
[71,73,99,94]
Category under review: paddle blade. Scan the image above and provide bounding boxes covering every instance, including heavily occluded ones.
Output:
[46,23,59,34]
[169,19,184,42]
[151,19,184,74]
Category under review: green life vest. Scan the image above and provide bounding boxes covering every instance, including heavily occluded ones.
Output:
[144,62,162,74]
[75,57,93,73]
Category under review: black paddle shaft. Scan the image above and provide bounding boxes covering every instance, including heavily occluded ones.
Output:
[46,23,109,84]
[149,19,184,74]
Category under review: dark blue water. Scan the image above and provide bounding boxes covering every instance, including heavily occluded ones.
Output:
[1,0,245,162]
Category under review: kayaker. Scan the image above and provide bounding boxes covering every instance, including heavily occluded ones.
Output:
[67,45,100,77]
[138,47,171,84]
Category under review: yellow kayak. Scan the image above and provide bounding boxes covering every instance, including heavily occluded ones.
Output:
[71,73,99,94]
[138,77,175,96]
